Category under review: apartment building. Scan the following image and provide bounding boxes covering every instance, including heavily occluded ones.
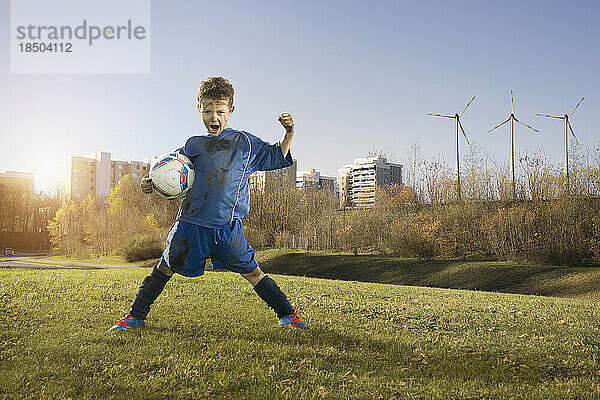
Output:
[319,175,337,192]
[338,156,402,208]
[59,152,149,200]
[296,169,337,192]
[0,171,34,193]
[249,159,297,193]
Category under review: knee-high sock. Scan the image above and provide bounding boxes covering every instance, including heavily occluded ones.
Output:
[253,275,294,319]
[129,267,171,320]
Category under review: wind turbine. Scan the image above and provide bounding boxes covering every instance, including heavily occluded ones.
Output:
[488,90,539,198]
[427,96,475,200]
[536,97,584,189]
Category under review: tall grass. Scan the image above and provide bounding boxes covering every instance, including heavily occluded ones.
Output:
[245,144,600,266]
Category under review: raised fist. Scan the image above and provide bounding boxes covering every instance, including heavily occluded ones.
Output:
[278,113,294,133]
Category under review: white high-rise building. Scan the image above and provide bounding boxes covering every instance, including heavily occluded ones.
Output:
[338,156,402,208]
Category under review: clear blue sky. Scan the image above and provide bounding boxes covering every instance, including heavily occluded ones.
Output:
[1,0,599,192]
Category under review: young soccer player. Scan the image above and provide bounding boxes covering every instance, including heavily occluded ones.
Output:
[110,77,307,330]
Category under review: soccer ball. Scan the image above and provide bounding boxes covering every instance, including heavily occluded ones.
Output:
[149,152,195,200]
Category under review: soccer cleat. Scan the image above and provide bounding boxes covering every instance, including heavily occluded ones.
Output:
[278,309,308,328]
[109,315,146,331]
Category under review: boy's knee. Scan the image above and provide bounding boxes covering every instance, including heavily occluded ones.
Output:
[156,263,174,277]
[241,267,265,286]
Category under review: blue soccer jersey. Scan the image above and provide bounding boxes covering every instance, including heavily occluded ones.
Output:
[176,128,292,229]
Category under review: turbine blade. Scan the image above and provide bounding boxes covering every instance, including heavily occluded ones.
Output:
[510,90,515,114]
[568,97,584,117]
[536,113,564,119]
[488,117,511,133]
[458,119,471,145]
[427,113,455,118]
[514,117,539,133]
[459,96,476,117]
[567,120,580,145]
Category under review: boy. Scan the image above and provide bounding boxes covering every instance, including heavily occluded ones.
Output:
[110,77,307,330]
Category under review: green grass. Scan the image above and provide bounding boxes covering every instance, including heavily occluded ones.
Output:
[2,268,600,399]
[30,249,291,268]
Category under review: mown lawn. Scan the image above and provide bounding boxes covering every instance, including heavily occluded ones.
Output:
[30,248,292,268]
[1,267,600,399]
[34,254,160,267]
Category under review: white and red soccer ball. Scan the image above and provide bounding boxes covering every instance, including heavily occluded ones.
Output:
[149,152,195,200]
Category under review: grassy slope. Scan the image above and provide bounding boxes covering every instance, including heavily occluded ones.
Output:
[257,250,600,300]
[1,268,600,399]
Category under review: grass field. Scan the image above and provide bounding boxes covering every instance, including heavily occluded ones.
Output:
[2,267,600,399]
[34,255,160,267]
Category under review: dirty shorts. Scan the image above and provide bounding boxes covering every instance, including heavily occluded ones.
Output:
[159,219,258,277]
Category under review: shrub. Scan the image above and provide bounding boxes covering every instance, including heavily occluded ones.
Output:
[479,199,599,266]
[383,213,440,260]
[73,245,94,260]
[122,234,163,262]
[436,203,487,259]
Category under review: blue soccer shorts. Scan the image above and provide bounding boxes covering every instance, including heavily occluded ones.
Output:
[158,219,258,277]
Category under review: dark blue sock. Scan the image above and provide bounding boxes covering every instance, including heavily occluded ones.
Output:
[253,275,294,319]
[129,267,171,320]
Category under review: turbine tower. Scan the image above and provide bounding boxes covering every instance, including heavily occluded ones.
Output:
[427,96,475,200]
[536,97,584,191]
[488,90,539,198]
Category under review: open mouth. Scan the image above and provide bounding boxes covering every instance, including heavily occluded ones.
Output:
[209,124,220,134]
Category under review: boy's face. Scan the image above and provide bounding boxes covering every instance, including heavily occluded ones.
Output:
[199,98,234,136]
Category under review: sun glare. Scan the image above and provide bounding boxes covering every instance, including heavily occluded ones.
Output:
[33,157,61,195]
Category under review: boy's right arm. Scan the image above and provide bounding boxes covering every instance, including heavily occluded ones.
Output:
[141,139,195,194]
[141,173,153,194]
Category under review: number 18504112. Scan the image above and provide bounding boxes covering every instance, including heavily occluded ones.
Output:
[18,42,72,53]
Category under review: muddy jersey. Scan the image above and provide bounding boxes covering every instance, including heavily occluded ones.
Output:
[176,127,292,229]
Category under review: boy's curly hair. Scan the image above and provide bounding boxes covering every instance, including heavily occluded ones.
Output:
[197,77,234,108]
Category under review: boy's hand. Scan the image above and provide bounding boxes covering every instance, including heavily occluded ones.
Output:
[279,113,295,156]
[278,113,294,133]
[141,174,153,194]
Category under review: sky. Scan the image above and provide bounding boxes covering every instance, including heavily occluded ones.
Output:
[1,0,599,193]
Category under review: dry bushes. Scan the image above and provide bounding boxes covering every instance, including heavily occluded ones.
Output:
[382,213,440,260]
[479,200,600,266]
[246,183,600,265]
[48,175,179,258]
[122,233,163,262]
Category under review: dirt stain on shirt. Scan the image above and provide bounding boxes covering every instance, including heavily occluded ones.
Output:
[206,168,230,190]
[205,139,230,153]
